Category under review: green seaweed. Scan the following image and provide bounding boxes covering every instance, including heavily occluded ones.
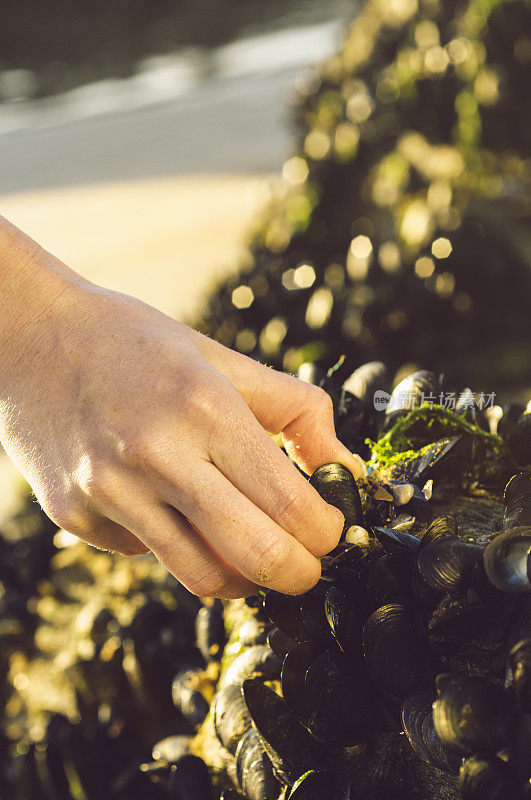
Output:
[367,404,506,471]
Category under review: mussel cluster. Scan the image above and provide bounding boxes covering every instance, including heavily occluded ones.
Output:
[0,361,529,799]
[194,0,531,389]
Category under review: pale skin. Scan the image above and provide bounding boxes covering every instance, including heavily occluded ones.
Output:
[0,215,361,598]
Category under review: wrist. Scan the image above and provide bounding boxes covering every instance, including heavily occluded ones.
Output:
[0,216,85,386]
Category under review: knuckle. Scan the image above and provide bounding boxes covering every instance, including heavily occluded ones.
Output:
[274,491,304,528]
[181,566,228,598]
[308,384,334,417]
[243,531,289,584]
[41,492,85,533]
[76,455,120,503]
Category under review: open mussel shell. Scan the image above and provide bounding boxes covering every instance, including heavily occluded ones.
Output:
[503,472,531,531]
[417,536,483,593]
[171,669,210,728]
[483,527,531,594]
[309,463,363,534]
[458,755,524,800]
[506,638,531,715]
[221,645,281,687]
[169,754,212,800]
[235,727,280,800]
[212,684,252,755]
[242,678,323,785]
[196,600,226,663]
[401,689,461,774]
[433,673,518,756]
[362,603,433,701]
[384,437,461,487]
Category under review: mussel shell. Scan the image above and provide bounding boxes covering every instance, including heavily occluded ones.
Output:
[417,536,483,593]
[324,586,366,656]
[238,617,272,647]
[433,673,518,755]
[242,678,322,785]
[309,463,363,534]
[483,527,531,594]
[195,600,226,663]
[281,642,324,723]
[152,735,192,763]
[171,669,210,728]
[385,370,440,425]
[343,361,389,407]
[264,586,330,644]
[365,556,413,609]
[235,727,280,800]
[288,770,351,800]
[401,689,461,774]
[458,755,524,800]
[267,627,295,661]
[384,437,461,486]
[221,646,281,687]
[503,472,531,531]
[419,516,459,546]
[372,527,420,558]
[506,638,531,715]
[362,603,433,701]
[212,684,252,755]
[169,754,212,800]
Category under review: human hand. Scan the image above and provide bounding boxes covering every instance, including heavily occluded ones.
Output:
[0,222,360,598]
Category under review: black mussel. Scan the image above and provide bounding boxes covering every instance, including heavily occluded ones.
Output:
[169,754,212,800]
[264,585,330,644]
[221,646,281,687]
[417,536,483,594]
[505,412,531,467]
[420,515,459,544]
[309,463,363,534]
[267,627,295,661]
[288,770,350,800]
[458,755,524,800]
[212,684,252,755]
[372,527,420,558]
[235,727,280,800]
[401,689,461,774]
[427,599,500,643]
[238,617,272,647]
[365,556,413,609]
[343,361,389,408]
[324,586,366,656]
[385,437,461,486]
[503,473,531,531]
[362,603,433,701]
[152,735,192,763]
[281,642,324,722]
[242,678,323,785]
[171,669,210,728]
[303,648,368,745]
[484,527,531,594]
[506,639,531,715]
[196,600,226,663]
[433,673,518,755]
[384,370,440,428]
